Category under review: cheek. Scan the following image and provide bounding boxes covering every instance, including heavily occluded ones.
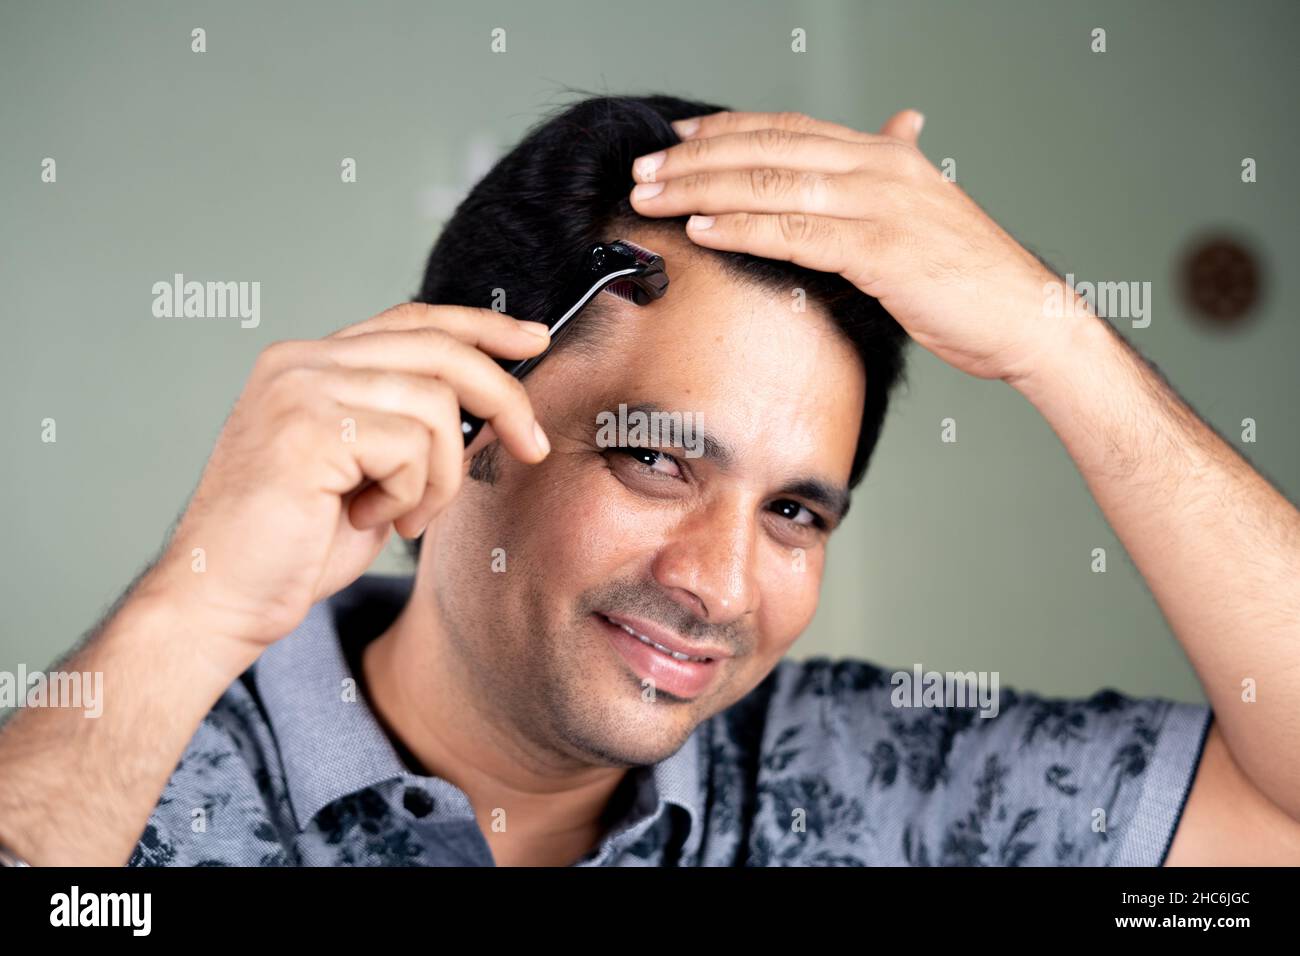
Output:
[491,454,829,648]
[495,454,652,572]
[752,548,825,659]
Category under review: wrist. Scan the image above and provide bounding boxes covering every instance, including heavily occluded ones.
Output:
[1005,290,1121,411]
[111,569,263,692]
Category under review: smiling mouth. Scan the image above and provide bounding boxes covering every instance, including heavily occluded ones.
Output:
[597,613,715,663]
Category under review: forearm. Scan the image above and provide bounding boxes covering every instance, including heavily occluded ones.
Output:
[0,578,255,865]
[1011,306,1300,819]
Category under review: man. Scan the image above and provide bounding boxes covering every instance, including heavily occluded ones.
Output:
[1,95,1298,867]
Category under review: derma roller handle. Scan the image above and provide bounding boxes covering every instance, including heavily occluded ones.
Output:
[457,240,667,450]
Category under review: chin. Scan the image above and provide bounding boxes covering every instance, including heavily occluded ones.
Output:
[567,730,691,770]
[552,677,703,768]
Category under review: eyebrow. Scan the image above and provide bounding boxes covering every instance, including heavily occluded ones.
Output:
[613,401,853,525]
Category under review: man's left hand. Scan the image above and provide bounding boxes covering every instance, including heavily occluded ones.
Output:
[629,109,1081,387]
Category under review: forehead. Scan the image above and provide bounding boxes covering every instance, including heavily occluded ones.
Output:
[540,229,867,484]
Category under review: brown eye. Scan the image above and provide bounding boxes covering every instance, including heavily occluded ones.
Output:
[771,499,826,530]
[612,446,682,478]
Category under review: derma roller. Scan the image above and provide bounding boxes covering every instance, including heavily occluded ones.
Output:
[459,239,669,447]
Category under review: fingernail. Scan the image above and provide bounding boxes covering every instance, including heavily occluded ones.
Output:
[672,117,700,138]
[633,150,665,182]
[631,181,664,200]
[913,111,925,135]
[533,421,550,456]
[519,321,551,338]
[687,215,714,231]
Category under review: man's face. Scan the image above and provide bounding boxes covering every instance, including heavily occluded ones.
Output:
[424,229,866,768]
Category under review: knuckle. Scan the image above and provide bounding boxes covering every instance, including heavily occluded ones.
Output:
[371,371,412,411]
[778,212,817,244]
[882,141,925,175]
[435,389,463,431]
[682,169,712,193]
[487,306,522,329]
[413,325,454,358]
[802,171,834,209]
[754,126,796,155]
[393,475,424,508]
[749,166,796,198]
[423,377,456,408]
[847,143,875,172]
[407,443,432,481]
[276,407,325,455]
[384,301,431,322]
[256,339,304,372]
[397,418,432,464]
[426,380,460,422]
[682,136,711,163]
[266,364,317,406]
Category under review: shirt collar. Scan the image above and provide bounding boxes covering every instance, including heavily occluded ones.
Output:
[255,574,704,858]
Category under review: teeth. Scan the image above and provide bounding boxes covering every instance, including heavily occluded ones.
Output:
[611,619,710,663]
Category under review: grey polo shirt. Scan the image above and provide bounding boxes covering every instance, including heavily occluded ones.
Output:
[129,574,1212,866]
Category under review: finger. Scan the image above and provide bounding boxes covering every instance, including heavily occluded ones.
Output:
[315,330,548,463]
[682,212,879,280]
[310,369,466,535]
[325,406,431,530]
[394,409,464,539]
[311,366,460,430]
[673,110,880,146]
[631,165,862,220]
[328,302,551,360]
[633,129,874,185]
[877,109,925,146]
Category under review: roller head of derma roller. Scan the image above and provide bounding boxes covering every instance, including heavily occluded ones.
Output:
[458,239,669,448]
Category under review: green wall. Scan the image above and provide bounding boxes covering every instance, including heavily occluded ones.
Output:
[5,0,1297,707]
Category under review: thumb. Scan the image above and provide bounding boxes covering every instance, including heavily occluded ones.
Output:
[878,109,925,145]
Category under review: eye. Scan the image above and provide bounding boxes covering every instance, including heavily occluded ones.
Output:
[610,446,683,479]
[769,499,827,530]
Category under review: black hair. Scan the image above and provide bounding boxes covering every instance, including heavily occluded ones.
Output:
[407,92,910,559]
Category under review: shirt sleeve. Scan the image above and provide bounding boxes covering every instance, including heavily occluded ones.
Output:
[128,678,295,867]
[760,659,1213,866]
[911,685,1212,866]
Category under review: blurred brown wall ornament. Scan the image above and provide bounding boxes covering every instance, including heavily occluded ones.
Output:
[1177,234,1264,331]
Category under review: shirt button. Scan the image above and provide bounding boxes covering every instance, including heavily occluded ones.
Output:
[403,786,435,819]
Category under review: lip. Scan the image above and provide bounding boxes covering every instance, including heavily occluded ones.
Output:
[598,611,730,662]
[595,612,728,701]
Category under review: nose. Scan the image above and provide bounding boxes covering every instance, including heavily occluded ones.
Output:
[651,495,759,626]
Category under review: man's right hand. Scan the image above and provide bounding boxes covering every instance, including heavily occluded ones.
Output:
[141,302,553,658]
[0,303,552,866]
